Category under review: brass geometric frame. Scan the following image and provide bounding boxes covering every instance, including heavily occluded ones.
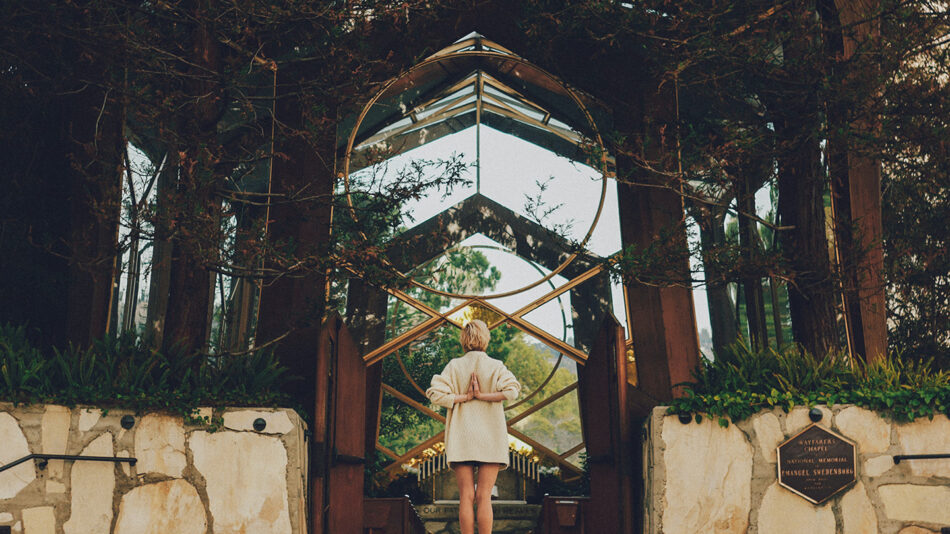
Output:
[344,34,622,481]
[342,46,610,302]
[369,262,608,476]
[363,261,610,366]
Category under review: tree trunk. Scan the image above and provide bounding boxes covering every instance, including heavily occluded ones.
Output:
[736,177,770,351]
[767,4,842,359]
[826,0,888,362]
[693,203,739,354]
[769,276,786,348]
[60,81,125,348]
[0,80,123,351]
[774,115,840,358]
[617,155,701,401]
[162,10,222,354]
[146,147,177,346]
[256,86,337,419]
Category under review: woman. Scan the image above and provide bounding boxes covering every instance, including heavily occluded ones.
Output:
[426,319,521,534]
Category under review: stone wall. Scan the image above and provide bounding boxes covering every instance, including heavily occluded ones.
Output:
[0,404,307,534]
[644,405,950,534]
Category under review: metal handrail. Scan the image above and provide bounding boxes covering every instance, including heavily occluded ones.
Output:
[0,454,137,473]
[893,453,950,464]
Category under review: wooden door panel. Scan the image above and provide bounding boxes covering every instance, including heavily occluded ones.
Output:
[315,314,366,534]
[578,315,637,533]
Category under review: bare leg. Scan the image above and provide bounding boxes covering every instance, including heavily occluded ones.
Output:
[475,463,501,534]
[453,464,476,534]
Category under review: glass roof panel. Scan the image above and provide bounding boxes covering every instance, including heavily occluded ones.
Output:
[477,126,621,257]
[348,127,477,230]
[340,32,612,157]
[413,89,476,122]
[483,86,548,122]
[548,116,573,130]
[366,116,414,142]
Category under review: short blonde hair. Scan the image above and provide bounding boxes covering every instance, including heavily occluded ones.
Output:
[460,320,490,351]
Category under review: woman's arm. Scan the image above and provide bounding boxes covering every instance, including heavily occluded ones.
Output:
[472,373,511,402]
[475,391,508,402]
[492,365,521,402]
[427,368,460,409]
[427,365,476,408]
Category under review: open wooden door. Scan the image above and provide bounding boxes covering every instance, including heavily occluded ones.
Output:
[577,314,637,533]
[313,314,366,534]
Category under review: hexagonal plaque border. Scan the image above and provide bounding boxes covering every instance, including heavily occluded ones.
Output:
[776,423,857,504]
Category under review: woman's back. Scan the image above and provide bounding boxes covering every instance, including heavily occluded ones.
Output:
[425,320,521,534]
[427,350,520,467]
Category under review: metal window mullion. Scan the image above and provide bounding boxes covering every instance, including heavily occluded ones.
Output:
[510,263,608,320]
[363,316,446,366]
[381,383,446,424]
[402,73,478,116]
[506,427,583,476]
[376,442,401,462]
[357,97,475,149]
[505,314,588,364]
[481,87,549,122]
[385,287,443,319]
[481,102,581,145]
[506,382,578,426]
[559,442,586,460]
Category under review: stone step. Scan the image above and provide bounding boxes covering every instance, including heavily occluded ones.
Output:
[416,501,541,534]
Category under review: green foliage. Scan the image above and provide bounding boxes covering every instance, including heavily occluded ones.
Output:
[666,343,950,426]
[506,337,582,454]
[0,324,47,400]
[0,324,292,420]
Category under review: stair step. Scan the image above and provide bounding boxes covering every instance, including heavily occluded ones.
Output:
[416,502,540,534]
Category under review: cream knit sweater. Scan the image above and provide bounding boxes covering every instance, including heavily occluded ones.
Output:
[426,351,521,468]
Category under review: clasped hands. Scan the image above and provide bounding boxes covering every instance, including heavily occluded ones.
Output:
[456,372,486,403]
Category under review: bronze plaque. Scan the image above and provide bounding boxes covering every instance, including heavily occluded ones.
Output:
[777,423,856,504]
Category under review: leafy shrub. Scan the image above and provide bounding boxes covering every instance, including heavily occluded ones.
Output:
[0,324,293,420]
[667,342,950,426]
[0,324,48,401]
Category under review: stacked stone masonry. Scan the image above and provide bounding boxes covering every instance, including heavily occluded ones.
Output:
[644,405,950,534]
[0,404,307,534]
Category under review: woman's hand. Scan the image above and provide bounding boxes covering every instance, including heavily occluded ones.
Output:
[471,372,482,399]
[472,372,508,402]
[455,375,476,404]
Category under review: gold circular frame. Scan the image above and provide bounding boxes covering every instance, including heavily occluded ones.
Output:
[343,49,608,300]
